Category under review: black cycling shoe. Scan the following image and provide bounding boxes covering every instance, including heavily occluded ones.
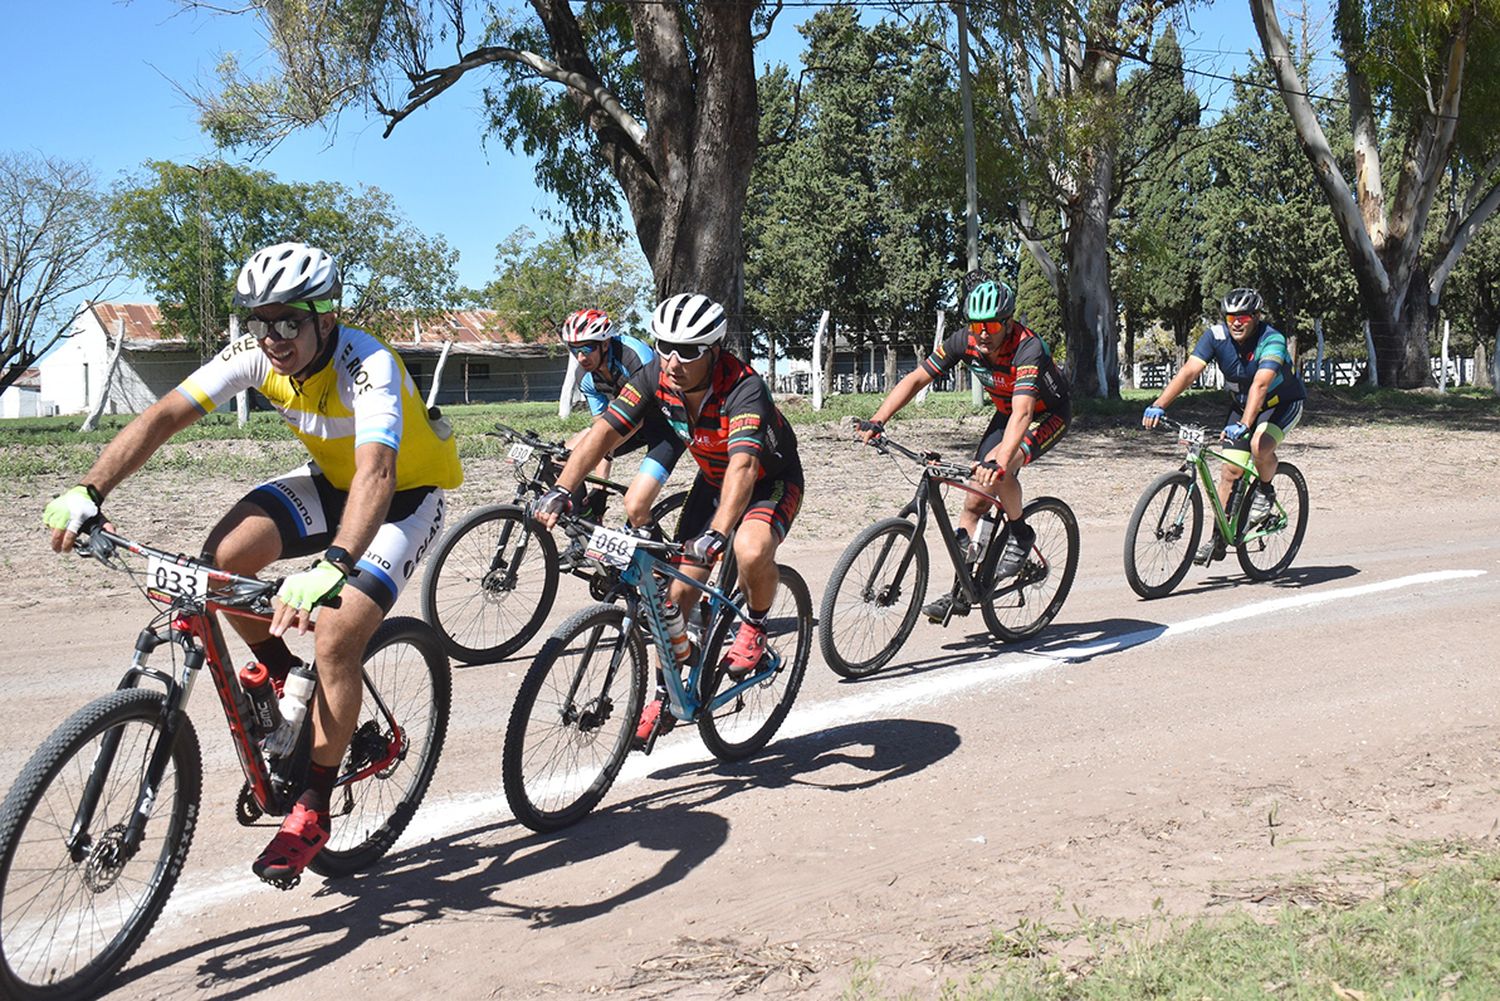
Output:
[993,523,1036,579]
[923,594,971,622]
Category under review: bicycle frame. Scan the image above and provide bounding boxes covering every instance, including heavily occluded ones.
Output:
[69,529,407,858]
[569,520,781,725]
[1169,423,1286,545]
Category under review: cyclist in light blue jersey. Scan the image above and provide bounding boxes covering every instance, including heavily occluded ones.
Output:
[1143,288,1307,564]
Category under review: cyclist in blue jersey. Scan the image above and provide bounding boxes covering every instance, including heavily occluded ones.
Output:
[557,309,683,536]
[1143,287,1307,564]
[43,242,461,886]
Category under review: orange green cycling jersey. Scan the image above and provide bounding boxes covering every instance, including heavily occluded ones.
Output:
[175,326,463,492]
[920,322,1070,416]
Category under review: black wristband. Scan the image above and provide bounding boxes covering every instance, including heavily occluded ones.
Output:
[323,546,357,577]
[82,483,103,506]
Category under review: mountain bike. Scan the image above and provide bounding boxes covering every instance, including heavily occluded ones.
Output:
[818,424,1080,679]
[501,511,812,832]
[1124,417,1309,598]
[420,423,688,664]
[0,522,450,1001]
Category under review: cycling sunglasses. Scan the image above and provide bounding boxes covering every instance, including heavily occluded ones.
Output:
[1224,312,1256,323]
[658,342,712,362]
[968,320,1005,335]
[243,315,312,341]
[569,343,599,357]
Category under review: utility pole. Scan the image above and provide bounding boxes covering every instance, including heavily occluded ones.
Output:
[956,3,983,406]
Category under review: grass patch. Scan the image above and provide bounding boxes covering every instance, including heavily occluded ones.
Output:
[847,839,1500,1000]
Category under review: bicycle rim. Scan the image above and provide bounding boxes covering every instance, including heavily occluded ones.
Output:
[503,604,646,832]
[421,504,558,664]
[698,566,812,761]
[0,689,201,1000]
[1124,470,1204,599]
[981,497,1079,642]
[818,518,928,678]
[310,617,451,878]
[1236,462,1309,580]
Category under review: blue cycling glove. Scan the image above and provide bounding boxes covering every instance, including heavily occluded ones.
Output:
[1223,421,1248,441]
[1142,405,1166,424]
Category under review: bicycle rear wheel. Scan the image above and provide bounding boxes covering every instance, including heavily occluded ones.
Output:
[421,503,559,664]
[818,518,928,679]
[980,497,1079,642]
[0,688,202,1001]
[309,617,451,878]
[503,604,647,832]
[698,566,813,761]
[1124,470,1204,599]
[1236,461,1309,581]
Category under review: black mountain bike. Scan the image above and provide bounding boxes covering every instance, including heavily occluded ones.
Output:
[420,423,687,664]
[818,424,1080,678]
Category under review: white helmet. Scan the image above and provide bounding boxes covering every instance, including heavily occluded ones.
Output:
[560,308,614,344]
[651,293,726,345]
[233,242,342,309]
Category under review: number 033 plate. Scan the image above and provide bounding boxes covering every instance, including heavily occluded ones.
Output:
[583,526,638,568]
[146,555,211,598]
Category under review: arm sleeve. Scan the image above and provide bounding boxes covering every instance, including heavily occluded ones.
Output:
[723,374,775,461]
[601,358,656,436]
[579,372,610,417]
[1189,327,1217,364]
[349,345,404,452]
[919,328,970,379]
[173,335,265,414]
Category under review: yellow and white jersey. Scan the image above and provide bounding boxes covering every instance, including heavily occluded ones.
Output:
[175,326,463,492]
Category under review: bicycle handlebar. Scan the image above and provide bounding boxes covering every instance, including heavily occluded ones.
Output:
[846,417,1001,480]
[546,506,686,560]
[490,422,570,458]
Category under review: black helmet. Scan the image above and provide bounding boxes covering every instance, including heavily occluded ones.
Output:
[1219,287,1264,316]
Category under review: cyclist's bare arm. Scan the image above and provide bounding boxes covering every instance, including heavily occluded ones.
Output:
[332,442,397,559]
[977,395,1035,488]
[864,367,934,441]
[1145,356,1208,425]
[564,426,612,480]
[710,453,761,536]
[1238,369,1277,429]
[535,417,625,528]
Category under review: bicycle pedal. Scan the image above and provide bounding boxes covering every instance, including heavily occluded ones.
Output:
[258,872,301,892]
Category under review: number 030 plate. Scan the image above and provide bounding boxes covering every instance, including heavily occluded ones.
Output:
[584,526,638,568]
[146,556,211,598]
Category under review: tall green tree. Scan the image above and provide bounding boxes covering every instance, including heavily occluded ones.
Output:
[477,226,651,342]
[1252,0,1500,386]
[0,153,122,394]
[193,1,780,346]
[110,160,458,351]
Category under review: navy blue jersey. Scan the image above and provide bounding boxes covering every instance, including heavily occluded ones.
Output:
[1190,322,1307,409]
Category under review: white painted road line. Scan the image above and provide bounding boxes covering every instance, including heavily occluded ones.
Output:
[165,568,1487,917]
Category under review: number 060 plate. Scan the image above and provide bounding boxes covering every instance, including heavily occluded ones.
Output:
[584,526,638,568]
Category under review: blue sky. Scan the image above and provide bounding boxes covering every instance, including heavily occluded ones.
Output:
[2,2,1264,302]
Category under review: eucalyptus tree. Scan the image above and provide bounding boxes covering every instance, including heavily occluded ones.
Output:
[477,226,651,342]
[1251,0,1500,386]
[192,1,780,346]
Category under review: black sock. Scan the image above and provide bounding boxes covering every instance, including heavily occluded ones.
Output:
[301,761,338,814]
[250,638,299,684]
[747,607,769,626]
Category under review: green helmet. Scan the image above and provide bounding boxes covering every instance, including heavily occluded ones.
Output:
[965,280,1016,322]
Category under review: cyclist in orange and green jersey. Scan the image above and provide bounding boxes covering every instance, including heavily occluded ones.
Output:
[860,279,1071,621]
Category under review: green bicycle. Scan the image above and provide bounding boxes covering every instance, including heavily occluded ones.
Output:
[1124,417,1309,598]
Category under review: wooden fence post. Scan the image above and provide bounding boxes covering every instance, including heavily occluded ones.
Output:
[812,310,830,411]
[917,310,945,406]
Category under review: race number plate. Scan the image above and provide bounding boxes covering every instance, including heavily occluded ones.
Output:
[584,526,638,569]
[146,555,211,599]
[507,442,534,464]
[1178,425,1206,446]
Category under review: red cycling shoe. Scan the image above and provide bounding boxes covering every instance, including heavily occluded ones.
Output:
[633,697,676,749]
[252,801,330,889]
[723,621,767,679]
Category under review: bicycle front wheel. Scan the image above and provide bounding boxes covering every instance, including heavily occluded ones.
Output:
[651,489,689,540]
[0,688,202,1001]
[1236,461,1309,581]
[420,503,559,664]
[981,497,1079,642]
[1124,470,1204,599]
[310,617,452,878]
[698,565,813,761]
[503,604,647,832]
[818,518,928,679]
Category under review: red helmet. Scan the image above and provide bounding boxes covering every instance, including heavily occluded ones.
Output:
[560,308,614,344]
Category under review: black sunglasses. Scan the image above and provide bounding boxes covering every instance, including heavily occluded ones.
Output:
[244,314,312,341]
[659,342,711,362]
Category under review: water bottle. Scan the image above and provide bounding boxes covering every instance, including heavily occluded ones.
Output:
[264,662,317,758]
[239,662,283,736]
[662,599,693,665]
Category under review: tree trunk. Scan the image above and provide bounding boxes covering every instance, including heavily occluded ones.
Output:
[1063,181,1119,398]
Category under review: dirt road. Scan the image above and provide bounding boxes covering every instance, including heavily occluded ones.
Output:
[2,412,1497,998]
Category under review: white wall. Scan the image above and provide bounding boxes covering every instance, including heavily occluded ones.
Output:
[39,316,109,414]
[0,385,41,418]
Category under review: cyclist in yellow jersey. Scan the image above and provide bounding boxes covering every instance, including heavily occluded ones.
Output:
[43,242,461,887]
